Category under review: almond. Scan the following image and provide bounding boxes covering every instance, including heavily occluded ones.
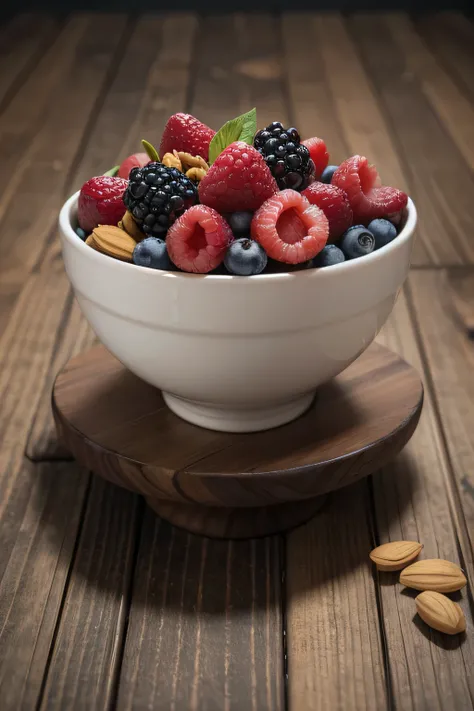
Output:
[91,225,136,262]
[416,591,466,635]
[369,540,423,571]
[121,211,145,242]
[400,559,467,593]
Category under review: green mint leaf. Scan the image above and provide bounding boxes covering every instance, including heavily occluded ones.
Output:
[208,108,257,164]
[142,139,160,162]
[103,165,119,177]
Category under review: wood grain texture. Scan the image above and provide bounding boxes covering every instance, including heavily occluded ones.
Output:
[349,13,474,266]
[52,342,422,536]
[286,482,386,711]
[373,289,474,710]
[116,512,284,711]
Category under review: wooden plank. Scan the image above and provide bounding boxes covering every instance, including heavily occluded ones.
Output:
[416,13,474,101]
[286,482,387,711]
[407,270,474,574]
[386,13,474,172]
[372,288,474,710]
[117,512,284,711]
[0,459,87,710]
[0,14,58,109]
[38,479,140,711]
[348,13,474,266]
[25,14,198,461]
[0,13,128,303]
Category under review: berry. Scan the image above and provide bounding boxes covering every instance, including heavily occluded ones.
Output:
[313,244,345,267]
[159,113,215,163]
[321,165,338,184]
[78,176,129,233]
[167,205,233,273]
[118,152,150,179]
[132,237,173,270]
[332,155,408,224]
[302,182,353,240]
[228,211,253,237]
[368,218,397,249]
[123,162,198,238]
[302,137,329,178]
[75,227,87,241]
[254,123,315,191]
[339,225,375,259]
[199,142,278,214]
[251,189,329,264]
[224,238,267,276]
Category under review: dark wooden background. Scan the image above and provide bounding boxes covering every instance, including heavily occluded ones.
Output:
[0,10,473,711]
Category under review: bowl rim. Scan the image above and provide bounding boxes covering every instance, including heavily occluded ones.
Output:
[59,191,417,282]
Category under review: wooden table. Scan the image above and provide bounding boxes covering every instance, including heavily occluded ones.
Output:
[1,11,473,711]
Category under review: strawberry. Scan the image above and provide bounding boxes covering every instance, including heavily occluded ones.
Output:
[251,189,329,264]
[331,155,408,224]
[302,137,329,178]
[167,205,233,273]
[160,113,215,163]
[77,176,128,233]
[118,152,149,179]
[302,182,353,241]
[199,142,279,214]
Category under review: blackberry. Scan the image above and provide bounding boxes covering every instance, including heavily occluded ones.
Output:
[123,162,198,238]
[254,121,315,191]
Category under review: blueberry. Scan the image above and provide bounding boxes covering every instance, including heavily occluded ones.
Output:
[367,218,397,249]
[75,227,87,241]
[132,237,173,270]
[228,211,253,237]
[320,165,338,184]
[313,244,345,267]
[224,238,268,276]
[339,226,375,259]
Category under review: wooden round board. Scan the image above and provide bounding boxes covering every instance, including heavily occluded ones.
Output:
[53,342,423,538]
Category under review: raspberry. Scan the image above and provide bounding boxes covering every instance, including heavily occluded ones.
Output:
[160,113,215,163]
[199,142,278,214]
[251,189,329,264]
[167,205,233,273]
[302,137,329,178]
[302,182,353,240]
[78,176,128,233]
[118,152,149,179]
[331,155,408,224]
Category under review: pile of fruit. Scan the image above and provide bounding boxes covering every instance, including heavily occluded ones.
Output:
[76,109,408,276]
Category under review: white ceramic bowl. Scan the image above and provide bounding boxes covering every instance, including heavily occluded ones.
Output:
[59,193,417,432]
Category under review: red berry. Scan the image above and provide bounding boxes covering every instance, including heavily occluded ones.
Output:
[160,113,215,163]
[251,189,329,264]
[167,205,233,273]
[199,142,279,214]
[118,152,149,179]
[302,137,329,178]
[331,155,408,224]
[302,182,353,240]
[78,176,128,233]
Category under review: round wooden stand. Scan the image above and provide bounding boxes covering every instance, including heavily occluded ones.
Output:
[52,342,423,539]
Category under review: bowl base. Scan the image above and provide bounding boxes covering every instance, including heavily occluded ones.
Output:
[162,391,315,433]
[147,496,327,539]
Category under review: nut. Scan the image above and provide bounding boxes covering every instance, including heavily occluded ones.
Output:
[369,541,423,571]
[177,151,209,172]
[186,167,207,182]
[89,225,136,262]
[162,151,182,171]
[121,211,145,242]
[400,559,467,593]
[416,591,466,635]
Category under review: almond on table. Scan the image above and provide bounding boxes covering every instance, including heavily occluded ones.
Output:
[416,591,466,635]
[400,559,467,593]
[369,540,423,572]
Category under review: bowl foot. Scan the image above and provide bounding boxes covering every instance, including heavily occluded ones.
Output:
[147,496,327,539]
[162,391,315,433]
